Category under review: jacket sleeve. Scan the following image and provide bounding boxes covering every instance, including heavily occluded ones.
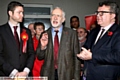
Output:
[36,43,46,60]
[25,29,35,70]
[0,33,14,75]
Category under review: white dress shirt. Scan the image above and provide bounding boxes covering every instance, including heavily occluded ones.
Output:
[94,23,114,44]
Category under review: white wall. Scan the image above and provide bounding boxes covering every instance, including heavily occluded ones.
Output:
[0,0,120,28]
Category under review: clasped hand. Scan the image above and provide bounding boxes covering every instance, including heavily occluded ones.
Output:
[77,47,92,60]
[14,71,28,79]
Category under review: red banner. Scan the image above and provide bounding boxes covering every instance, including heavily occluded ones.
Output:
[85,14,97,30]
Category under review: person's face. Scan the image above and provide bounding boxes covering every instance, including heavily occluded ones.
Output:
[77,28,87,40]
[35,25,44,36]
[9,6,24,23]
[28,24,35,37]
[96,5,115,27]
[51,8,65,28]
[71,18,79,29]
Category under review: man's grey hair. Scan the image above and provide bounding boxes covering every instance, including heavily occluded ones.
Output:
[51,7,66,18]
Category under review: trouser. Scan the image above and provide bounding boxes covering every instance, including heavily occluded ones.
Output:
[54,69,58,80]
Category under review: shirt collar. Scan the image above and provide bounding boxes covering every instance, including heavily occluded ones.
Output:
[52,25,63,33]
[8,21,20,29]
[101,23,114,31]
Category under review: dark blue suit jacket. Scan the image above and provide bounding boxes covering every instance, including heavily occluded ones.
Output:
[84,23,120,80]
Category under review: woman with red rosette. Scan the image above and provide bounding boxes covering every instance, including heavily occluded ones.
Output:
[32,22,45,79]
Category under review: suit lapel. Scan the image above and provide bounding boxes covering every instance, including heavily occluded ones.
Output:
[93,23,117,49]
[47,27,68,54]
[94,32,111,49]
[57,27,69,70]
[5,23,19,49]
[90,27,100,49]
[58,27,68,54]
[20,27,23,52]
[47,28,53,51]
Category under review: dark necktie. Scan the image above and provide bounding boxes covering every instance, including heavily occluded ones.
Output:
[98,29,105,40]
[54,30,59,69]
[95,29,105,44]
[13,26,20,48]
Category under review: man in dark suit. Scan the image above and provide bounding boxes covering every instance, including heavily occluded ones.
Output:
[0,1,35,78]
[77,1,120,80]
[36,7,81,80]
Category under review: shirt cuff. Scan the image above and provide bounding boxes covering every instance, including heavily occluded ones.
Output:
[9,69,18,78]
[23,67,30,74]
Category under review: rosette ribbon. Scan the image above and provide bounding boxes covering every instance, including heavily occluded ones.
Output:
[21,29,28,53]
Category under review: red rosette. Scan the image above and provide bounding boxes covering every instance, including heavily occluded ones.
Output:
[108,31,113,36]
[21,29,28,53]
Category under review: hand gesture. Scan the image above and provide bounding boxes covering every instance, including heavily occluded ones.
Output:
[77,47,92,60]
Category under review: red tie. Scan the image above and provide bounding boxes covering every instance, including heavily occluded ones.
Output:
[13,26,20,48]
[54,31,59,69]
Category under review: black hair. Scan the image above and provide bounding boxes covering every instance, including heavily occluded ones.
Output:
[7,1,24,17]
[34,22,45,30]
[70,16,79,23]
[70,16,80,29]
[99,1,119,14]
[99,1,119,24]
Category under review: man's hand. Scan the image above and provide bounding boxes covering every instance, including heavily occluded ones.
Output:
[77,47,92,60]
[15,71,28,78]
[40,32,48,50]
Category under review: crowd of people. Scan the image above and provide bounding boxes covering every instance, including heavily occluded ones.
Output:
[0,1,120,80]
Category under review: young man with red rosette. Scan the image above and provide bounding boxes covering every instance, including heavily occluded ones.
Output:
[0,1,35,79]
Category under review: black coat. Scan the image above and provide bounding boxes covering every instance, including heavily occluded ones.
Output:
[0,23,35,76]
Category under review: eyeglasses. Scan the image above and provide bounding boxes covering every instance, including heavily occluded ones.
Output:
[95,11,114,16]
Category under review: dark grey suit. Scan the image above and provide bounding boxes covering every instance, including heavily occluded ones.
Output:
[37,27,81,80]
[0,23,35,76]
